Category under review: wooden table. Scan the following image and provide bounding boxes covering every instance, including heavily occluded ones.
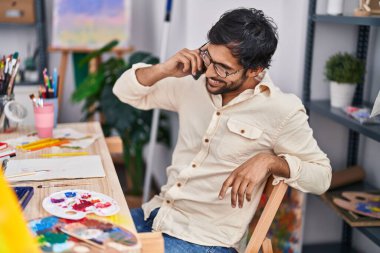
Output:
[1,122,163,253]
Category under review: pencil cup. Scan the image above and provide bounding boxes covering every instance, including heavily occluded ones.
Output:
[34,104,54,138]
[43,98,58,127]
[0,94,17,133]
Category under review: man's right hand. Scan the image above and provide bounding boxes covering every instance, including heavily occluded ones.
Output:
[136,47,204,87]
[159,48,204,78]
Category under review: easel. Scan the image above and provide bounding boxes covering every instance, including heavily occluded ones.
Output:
[48,46,134,110]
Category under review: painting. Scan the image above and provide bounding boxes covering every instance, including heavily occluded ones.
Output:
[52,0,131,49]
[250,188,305,253]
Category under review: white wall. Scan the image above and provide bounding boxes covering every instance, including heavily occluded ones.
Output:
[1,0,379,252]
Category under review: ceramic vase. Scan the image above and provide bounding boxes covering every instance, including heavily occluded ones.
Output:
[330,81,357,108]
[327,0,344,15]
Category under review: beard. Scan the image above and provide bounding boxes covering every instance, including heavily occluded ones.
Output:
[205,74,247,95]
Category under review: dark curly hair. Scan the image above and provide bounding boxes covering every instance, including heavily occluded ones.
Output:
[207,8,278,70]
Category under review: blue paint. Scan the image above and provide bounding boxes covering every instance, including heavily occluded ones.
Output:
[356,203,371,213]
[30,216,59,233]
[65,192,76,198]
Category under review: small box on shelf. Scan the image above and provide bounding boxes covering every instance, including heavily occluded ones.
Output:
[0,0,35,24]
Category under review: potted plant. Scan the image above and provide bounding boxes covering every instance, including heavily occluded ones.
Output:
[325,52,365,108]
[71,40,171,203]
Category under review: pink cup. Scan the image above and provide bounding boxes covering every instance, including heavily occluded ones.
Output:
[34,104,54,138]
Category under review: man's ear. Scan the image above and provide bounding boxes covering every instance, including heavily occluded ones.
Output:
[246,67,264,78]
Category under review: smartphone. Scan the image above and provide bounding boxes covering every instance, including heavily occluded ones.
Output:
[192,66,206,80]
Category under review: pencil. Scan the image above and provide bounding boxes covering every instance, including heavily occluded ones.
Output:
[7,170,49,179]
[27,139,70,151]
[18,138,55,149]
[40,152,89,157]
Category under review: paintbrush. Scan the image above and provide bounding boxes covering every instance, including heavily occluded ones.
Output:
[6,169,49,179]
[58,227,105,250]
[37,182,91,188]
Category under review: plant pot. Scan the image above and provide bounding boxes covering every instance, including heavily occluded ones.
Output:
[330,81,357,108]
[327,0,344,15]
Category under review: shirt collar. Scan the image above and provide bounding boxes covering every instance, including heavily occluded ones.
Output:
[206,70,275,108]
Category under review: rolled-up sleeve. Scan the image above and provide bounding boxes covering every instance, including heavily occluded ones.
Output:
[113,63,182,112]
[272,108,332,195]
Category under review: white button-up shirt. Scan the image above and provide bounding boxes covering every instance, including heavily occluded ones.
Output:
[113,63,332,250]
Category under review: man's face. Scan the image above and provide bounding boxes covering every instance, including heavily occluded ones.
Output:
[201,44,247,96]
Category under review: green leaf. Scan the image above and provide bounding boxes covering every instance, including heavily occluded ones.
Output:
[71,72,105,102]
[79,40,119,67]
[325,52,365,84]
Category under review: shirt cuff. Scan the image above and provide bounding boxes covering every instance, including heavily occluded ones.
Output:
[272,154,301,185]
[128,63,154,93]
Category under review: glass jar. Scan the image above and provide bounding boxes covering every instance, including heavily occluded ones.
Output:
[0,94,16,133]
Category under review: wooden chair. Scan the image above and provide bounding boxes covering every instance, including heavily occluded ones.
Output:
[245,176,289,253]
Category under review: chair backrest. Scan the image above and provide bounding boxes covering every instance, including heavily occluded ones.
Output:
[245,176,288,253]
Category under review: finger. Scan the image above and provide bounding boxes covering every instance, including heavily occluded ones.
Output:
[181,50,199,75]
[237,179,250,208]
[219,173,235,200]
[176,54,191,73]
[189,49,204,71]
[245,182,255,202]
[230,174,243,208]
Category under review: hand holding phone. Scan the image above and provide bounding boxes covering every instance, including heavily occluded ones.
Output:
[192,65,206,80]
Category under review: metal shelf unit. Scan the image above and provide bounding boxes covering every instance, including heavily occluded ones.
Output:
[302,0,380,252]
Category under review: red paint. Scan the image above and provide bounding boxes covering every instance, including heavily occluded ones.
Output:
[95,202,111,208]
[72,199,93,212]
[81,193,91,199]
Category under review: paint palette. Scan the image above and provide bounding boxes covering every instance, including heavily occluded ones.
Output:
[333,191,380,219]
[42,189,120,220]
[29,216,140,253]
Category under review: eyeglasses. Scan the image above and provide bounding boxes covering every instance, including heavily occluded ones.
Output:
[199,43,244,78]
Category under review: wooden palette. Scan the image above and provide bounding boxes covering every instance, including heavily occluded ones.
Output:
[333,191,380,219]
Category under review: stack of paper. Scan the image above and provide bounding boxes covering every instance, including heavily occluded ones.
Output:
[4,155,105,183]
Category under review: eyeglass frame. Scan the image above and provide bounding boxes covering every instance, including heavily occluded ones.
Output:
[198,42,244,79]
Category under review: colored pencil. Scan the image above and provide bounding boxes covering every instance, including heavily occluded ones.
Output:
[40,152,89,157]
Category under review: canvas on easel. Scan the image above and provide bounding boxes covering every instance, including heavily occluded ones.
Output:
[49,0,133,111]
[52,0,132,49]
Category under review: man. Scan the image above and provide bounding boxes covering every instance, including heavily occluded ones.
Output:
[113,8,331,253]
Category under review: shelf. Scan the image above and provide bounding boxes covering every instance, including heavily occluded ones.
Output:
[312,14,380,26]
[319,182,380,247]
[303,242,359,253]
[0,23,36,28]
[305,100,380,142]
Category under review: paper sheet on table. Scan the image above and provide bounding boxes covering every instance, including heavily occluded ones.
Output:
[4,128,99,149]
[4,155,105,182]
[370,90,380,118]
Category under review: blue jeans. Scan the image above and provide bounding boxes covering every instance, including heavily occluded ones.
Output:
[130,208,238,253]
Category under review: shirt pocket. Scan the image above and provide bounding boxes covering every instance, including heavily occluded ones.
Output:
[217,118,263,164]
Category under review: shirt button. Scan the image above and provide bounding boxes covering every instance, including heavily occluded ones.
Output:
[192,164,196,168]
[240,129,245,134]
[204,138,209,143]
[166,200,171,204]
[216,112,221,116]
[177,182,182,187]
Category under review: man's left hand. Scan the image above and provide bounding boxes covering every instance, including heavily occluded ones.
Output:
[218,153,288,208]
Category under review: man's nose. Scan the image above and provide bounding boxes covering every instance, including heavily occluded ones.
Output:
[205,63,218,78]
